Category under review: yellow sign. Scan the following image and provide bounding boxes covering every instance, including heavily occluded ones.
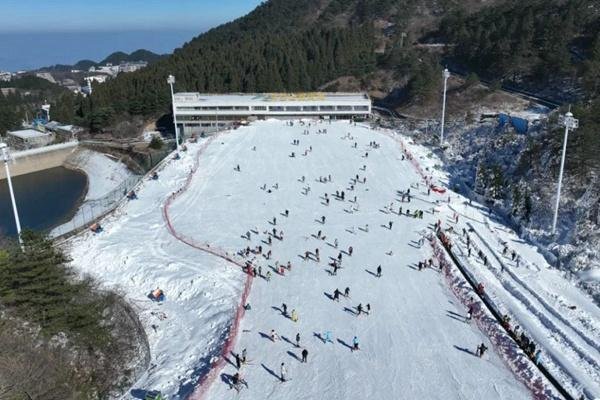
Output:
[266,92,326,101]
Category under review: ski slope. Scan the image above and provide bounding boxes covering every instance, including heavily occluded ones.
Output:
[446,202,600,399]
[64,119,598,399]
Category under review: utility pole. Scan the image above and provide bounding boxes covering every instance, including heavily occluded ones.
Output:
[167,75,180,153]
[1,143,23,246]
[440,68,451,146]
[552,111,579,235]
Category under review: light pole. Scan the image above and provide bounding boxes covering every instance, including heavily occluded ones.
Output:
[440,68,451,146]
[1,143,23,246]
[552,111,579,235]
[167,75,180,153]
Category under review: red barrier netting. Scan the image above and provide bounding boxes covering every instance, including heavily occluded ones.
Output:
[161,133,255,400]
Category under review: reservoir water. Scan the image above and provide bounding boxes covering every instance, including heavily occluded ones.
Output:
[0,167,87,237]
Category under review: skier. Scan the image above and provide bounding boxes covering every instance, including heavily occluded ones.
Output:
[476,343,488,357]
[376,265,382,278]
[296,332,301,347]
[388,221,393,229]
[344,287,350,297]
[291,309,298,322]
[231,372,245,392]
[348,246,353,256]
[282,303,288,316]
[266,271,272,281]
[280,362,287,382]
[332,288,341,301]
[334,238,339,248]
[466,305,473,321]
[352,336,360,352]
[324,331,333,343]
[301,348,308,363]
[242,348,247,364]
[235,353,241,369]
[271,329,279,341]
[357,303,363,315]
[366,303,371,315]
[534,350,542,365]
[321,215,326,224]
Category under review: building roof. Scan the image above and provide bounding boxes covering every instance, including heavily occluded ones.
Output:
[8,129,51,139]
[174,92,370,105]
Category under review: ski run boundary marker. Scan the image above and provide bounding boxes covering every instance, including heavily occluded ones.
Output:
[162,131,254,400]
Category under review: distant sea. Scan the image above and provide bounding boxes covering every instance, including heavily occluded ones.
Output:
[0,30,200,72]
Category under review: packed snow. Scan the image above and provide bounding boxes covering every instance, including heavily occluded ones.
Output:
[64,119,598,399]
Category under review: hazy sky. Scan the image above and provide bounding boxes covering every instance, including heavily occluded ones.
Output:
[0,1,265,71]
[1,0,264,32]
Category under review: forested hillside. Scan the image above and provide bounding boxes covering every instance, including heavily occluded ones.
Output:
[0,76,74,134]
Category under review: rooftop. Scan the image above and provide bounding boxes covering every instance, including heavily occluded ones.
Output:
[8,129,52,139]
[173,92,370,104]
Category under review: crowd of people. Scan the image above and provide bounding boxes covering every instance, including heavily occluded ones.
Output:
[221,119,503,394]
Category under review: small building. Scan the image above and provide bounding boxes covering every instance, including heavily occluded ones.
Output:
[0,71,12,82]
[7,129,55,150]
[119,61,148,73]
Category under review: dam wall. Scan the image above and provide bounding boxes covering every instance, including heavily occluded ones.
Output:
[0,142,78,180]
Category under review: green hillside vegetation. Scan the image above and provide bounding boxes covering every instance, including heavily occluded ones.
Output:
[0,76,73,135]
[0,231,146,398]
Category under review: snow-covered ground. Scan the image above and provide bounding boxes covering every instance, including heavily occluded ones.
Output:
[64,120,597,399]
[446,202,600,398]
[52,149,136,236]
[68,149,133,201]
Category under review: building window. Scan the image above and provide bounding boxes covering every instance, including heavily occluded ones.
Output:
[354,106,369,111]
[337,105,353,111]
[270,106,284,112]
[286,106,301,112]
[253,106,267,111]
[319,106,335,111]
[303,106,318,111]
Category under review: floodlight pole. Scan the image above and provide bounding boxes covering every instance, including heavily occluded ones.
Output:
[167,75,180,153]
[1,143,23,246]
[552,111,578,235]
[440,68,451,146]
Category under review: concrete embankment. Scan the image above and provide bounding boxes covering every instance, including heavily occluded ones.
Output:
[0,142,78,180]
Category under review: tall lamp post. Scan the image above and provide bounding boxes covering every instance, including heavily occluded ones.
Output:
[1,143,22,246]
[167,75,180,153]
[551,111,579,235]
[440,68,451,146]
